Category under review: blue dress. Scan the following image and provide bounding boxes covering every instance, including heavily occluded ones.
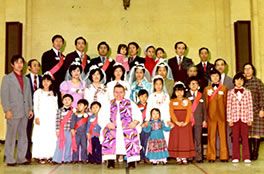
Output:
[143,120,171,160]
[130,79,152,103]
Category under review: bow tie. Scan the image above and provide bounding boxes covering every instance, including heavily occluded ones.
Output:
[235,88,244,94]
[212,84,219,88]
[63,107,71,112]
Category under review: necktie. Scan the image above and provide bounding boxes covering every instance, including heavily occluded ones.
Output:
[58,51,61,58]
[203,63,207,72]
[212,83,219,88]
[34,75,38,91]
[235,88,244,93]
[178,57,182,70]
[102,57,105,64]
[63,107,71,112]
[128,57,133,64]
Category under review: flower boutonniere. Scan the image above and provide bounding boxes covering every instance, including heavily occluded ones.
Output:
[199,99,204,103]
[98,62,103,67]
[108,58,113,62]
[173,102,179,106]
[182,99,188,107]
[207,89,214,96]
[188,96,194,101]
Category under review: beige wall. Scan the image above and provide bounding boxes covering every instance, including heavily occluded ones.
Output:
[0,0,263,140]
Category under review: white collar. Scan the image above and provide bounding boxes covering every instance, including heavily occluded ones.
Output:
[76,50,83,58]
[52,48,59,56]
[221,73,226,83]
[202,61,207,65]
[191,90,197,96]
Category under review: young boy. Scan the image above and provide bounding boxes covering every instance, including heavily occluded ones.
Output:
[137,89,150,163]
[186,77,207,163]
[227,72,253,163]
[52,94,74,164]
[25,58,42,162]
[204,68,229,162]
[87,101,102,164]
[1,55,33,166]
[71,99,89,163]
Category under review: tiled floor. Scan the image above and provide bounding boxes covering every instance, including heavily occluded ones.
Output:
[0,143,263,174]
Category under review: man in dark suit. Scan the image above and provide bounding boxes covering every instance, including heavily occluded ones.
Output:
[168,41,193,82]
[196,47,214,91]
[41,34,66,106]
[128,42,145,70]
[214,58,234,158]
[25,59,42,162]
[63,36,91,75]
[90,41,115,83]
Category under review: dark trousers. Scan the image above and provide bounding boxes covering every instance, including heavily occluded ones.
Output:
[140,131,150,160]
[232,120,250,160]
[88,137,102,164]
[193,125,203,161]
[26,116,34,160]
[72,133,87,162]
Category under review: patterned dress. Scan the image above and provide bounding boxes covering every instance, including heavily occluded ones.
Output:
[244,76,264,136]
[143,120,171,162]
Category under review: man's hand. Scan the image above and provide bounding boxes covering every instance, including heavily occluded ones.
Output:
[5,111,13,120]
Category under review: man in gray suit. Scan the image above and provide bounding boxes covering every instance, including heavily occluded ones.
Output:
[186,77,207,163]
[1,55,33,166]
[214,58,234,158]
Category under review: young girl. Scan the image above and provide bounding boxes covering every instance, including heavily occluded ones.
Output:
[146,75,170,143]
[106,63,131,100]
[144,45,157,76]
[32,74,58,164]
[143,108,174,165]
[168,82,195,164]
[155,47,166,64]
[115,44,129,72]
[60,62,86,108]
[129,64,152,103]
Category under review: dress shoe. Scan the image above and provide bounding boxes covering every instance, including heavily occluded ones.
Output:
[128,162,136,169]
[6,163,17,167]
[107,160,115,168]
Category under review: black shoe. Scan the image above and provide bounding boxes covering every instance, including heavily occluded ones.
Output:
[19,161,31,165]
[6,163,17,167]
[196,160,203,163]
[107,160,115,168]
[220,160,228,162]
[152,162,157,165]
[252,138,261,160]
[208,160,215,163]
[128,162,136,169]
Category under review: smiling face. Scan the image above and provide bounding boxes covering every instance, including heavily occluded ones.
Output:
[92,70,101,83]
[156,50,164,59]
[138,93,148,104]
[62,96,73,108]
[154,79,163,92]
[146,47,155,58]
[77,103,87,113]
[42,78,52,91]
[29,60,40,74]
[215,60,226,74]
[12,58,24,72]
[151,109,160,121]
[244,64,254,79]
[175,89,184,98]
[91,104,100,115]
[157,66,167,79]
[210,73,220,83]
[135,68,144,81]
[114,67,123,80]
[114,86,125,101]
[235,78,244,88]
[71,67,81,79]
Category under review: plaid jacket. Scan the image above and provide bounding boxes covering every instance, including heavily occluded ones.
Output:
[227,88,253,123]
[56,107,72,131]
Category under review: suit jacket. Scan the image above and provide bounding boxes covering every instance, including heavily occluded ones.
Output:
[196,62,214,91]
[186,91,207,125]
[168,56,193,82]
[204,84,228,122]
[128,56,145,70]
[90,56,116,83]
[223,75,234,90]
[64,51,91,74]
[41,49,66,92]
[226,88,253,123]
[1,72,32,118]
[26,74,42,100]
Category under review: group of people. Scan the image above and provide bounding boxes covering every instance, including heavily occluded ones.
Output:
[1,34,264,169]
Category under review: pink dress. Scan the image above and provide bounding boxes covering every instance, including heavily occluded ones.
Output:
[116,54,129,72]
[60,80,86,108]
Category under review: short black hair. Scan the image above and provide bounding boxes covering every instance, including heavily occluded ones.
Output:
[155,47,165,55]
[69,64,83,76]
[114,84,125,91]
[174,41,187,50]
[199,47,209,54]
[187,76,200,85]
[232,72,246,85]
[63,94,74,102]
[117,44,128,55]
[112,64,126,80]
[77,99,89,106]
[209,68,221,78]
[171,83,186,99]
[153,77,164,92]
[138,89,149,97]
[52,34,64,43]
[90,101,102,109]
[150,108,161,119]
[97,41,110,51]
[41,74,57,96]
[156,63,168,73]
[243,62,256,76]
[75,36,87,45]
[27,59,40,67]
[88,68,104,82]
[11,55,25,65]
[128,42,139,50]
[214,58,227,66]
[146,45,155,52]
